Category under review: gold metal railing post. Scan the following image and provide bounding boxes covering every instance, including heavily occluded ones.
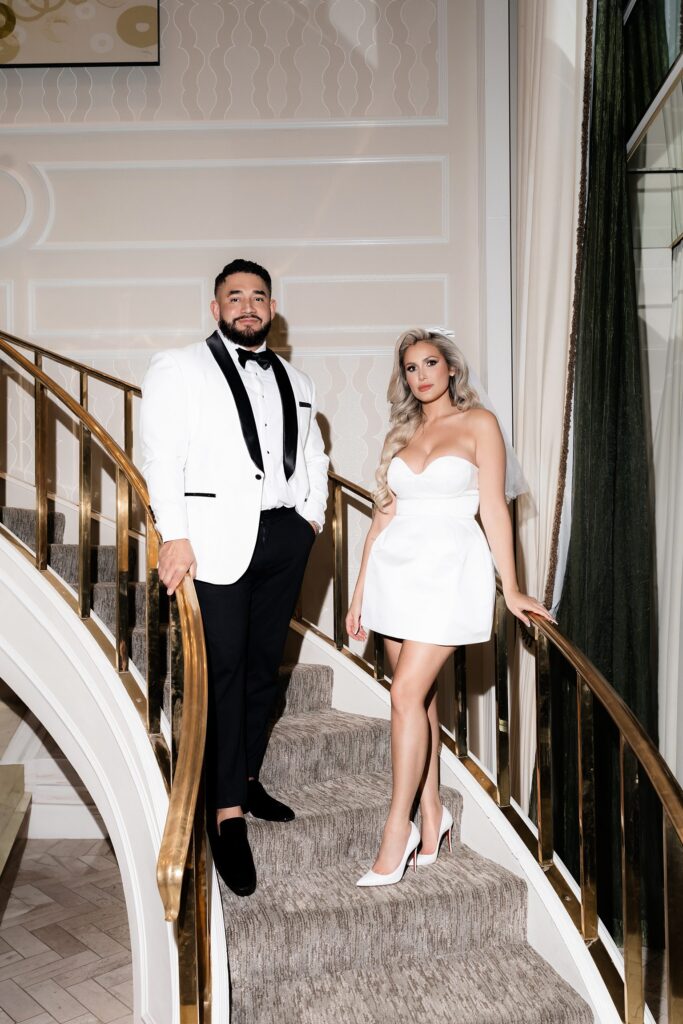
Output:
[535,629,554,867]
[177,830,201,1024]
[664,815,683,1024]
[124,387,134,531]
[169,595,184,773]
[373,633,384,681]
[78,373,92,618]
[34,353,48,570]
[123,387,133,460]
[454,646,468,757]
[332,481,344,650]
[576,672,598,941]
[494,591,510,806]
[115,467,130,672]
[620,737,644,1024]
[194,784,211,1024]
[146,521,161,735]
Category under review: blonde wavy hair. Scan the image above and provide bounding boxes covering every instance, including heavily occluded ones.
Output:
[374,328,480,509]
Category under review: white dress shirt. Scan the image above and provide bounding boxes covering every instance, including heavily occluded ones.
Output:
[220,331,296,512]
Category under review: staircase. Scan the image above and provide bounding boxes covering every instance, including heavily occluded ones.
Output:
[222,663,593,1024]
[1,501,593,1022]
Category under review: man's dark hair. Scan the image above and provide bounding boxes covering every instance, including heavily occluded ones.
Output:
[214,259,272,297]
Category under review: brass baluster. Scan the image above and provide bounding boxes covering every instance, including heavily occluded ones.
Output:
[34,353,48,570]
[169,595,184,776]
[454,646,467,757]
[664,816,682,1024]
[576,672,597,941]
[494,591,510,806]
[620,738,644,1024]
[177,829,201,1024]
[78,373,92,618]
[124,387,134,531]
[332,481,344,650]
[194,781,211,1024]
[146,521,161,736]
[115,467,130,672]
[373,632,384,681]
[123,387,133,460]
[535,629,553,867]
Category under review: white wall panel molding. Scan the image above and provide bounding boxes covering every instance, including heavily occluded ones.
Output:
[31,156,448,251]
[280,273,449,333]
[28,277,207,337]
[0,280,14,329]
[0,167,33,248]
[2,115,449,135]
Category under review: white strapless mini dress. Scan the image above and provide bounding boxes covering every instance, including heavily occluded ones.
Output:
[361,456,495,645]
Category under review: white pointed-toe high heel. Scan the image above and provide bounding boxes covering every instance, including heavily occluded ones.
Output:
[356,822,420,887]
[416,805,453,866]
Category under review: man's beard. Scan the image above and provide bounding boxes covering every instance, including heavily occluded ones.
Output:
[219,316,272,349]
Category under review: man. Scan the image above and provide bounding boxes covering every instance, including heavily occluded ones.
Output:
[140,259,329,896]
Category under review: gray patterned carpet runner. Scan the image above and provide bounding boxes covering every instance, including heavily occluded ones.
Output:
[222,664,593,1023]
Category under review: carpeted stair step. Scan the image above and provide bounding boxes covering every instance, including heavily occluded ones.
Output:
[260,709,391,790]
[92,581,148,632]
[247,773,463,878]
[224,844,527,1018]
[275,663,333,716]
[0,506,65,546]
[47,543,121,586]
[246,942,593,1024]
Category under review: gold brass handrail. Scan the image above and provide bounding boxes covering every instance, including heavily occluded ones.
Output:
[301,472,683,1024]
[2,329,141,395]
[0,334,209,1022]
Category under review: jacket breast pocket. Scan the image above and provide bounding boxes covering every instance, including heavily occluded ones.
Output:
[184,492,216,498]
[298,401,311,409]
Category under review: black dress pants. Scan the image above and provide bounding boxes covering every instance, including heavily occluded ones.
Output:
[194,507,315,810]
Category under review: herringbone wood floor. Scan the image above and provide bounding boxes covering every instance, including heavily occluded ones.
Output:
[0,839,132,1023]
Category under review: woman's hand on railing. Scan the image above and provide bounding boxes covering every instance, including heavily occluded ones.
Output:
[503,588,556,628]
[345,604,367,642]
[159,539,197,596]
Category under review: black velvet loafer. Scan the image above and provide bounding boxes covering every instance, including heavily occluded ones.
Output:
[210,817,256,897]
[245,779,295,822]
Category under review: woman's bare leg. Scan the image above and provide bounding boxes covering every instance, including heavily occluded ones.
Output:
[372,639,453,874]
[418,686,445,853]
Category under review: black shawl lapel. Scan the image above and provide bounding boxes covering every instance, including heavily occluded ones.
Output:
[269,355,298,480]
[206,332,263,472]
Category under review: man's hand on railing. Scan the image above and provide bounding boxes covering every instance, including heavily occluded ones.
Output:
[159,539,198,596]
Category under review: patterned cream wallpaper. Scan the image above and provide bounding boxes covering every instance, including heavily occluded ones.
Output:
[1,0,442,124]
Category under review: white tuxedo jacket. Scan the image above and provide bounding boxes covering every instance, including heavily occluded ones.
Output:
[140,332,329,584]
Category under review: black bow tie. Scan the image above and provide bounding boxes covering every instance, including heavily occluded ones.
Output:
[237,348,273,371]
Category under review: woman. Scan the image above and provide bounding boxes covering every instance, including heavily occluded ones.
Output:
[346,328,553,887]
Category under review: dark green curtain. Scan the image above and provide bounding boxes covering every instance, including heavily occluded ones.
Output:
[552,0,661,943]
[624,0,673,138]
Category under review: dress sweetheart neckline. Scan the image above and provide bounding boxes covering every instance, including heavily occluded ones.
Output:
[393,454,478,476]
